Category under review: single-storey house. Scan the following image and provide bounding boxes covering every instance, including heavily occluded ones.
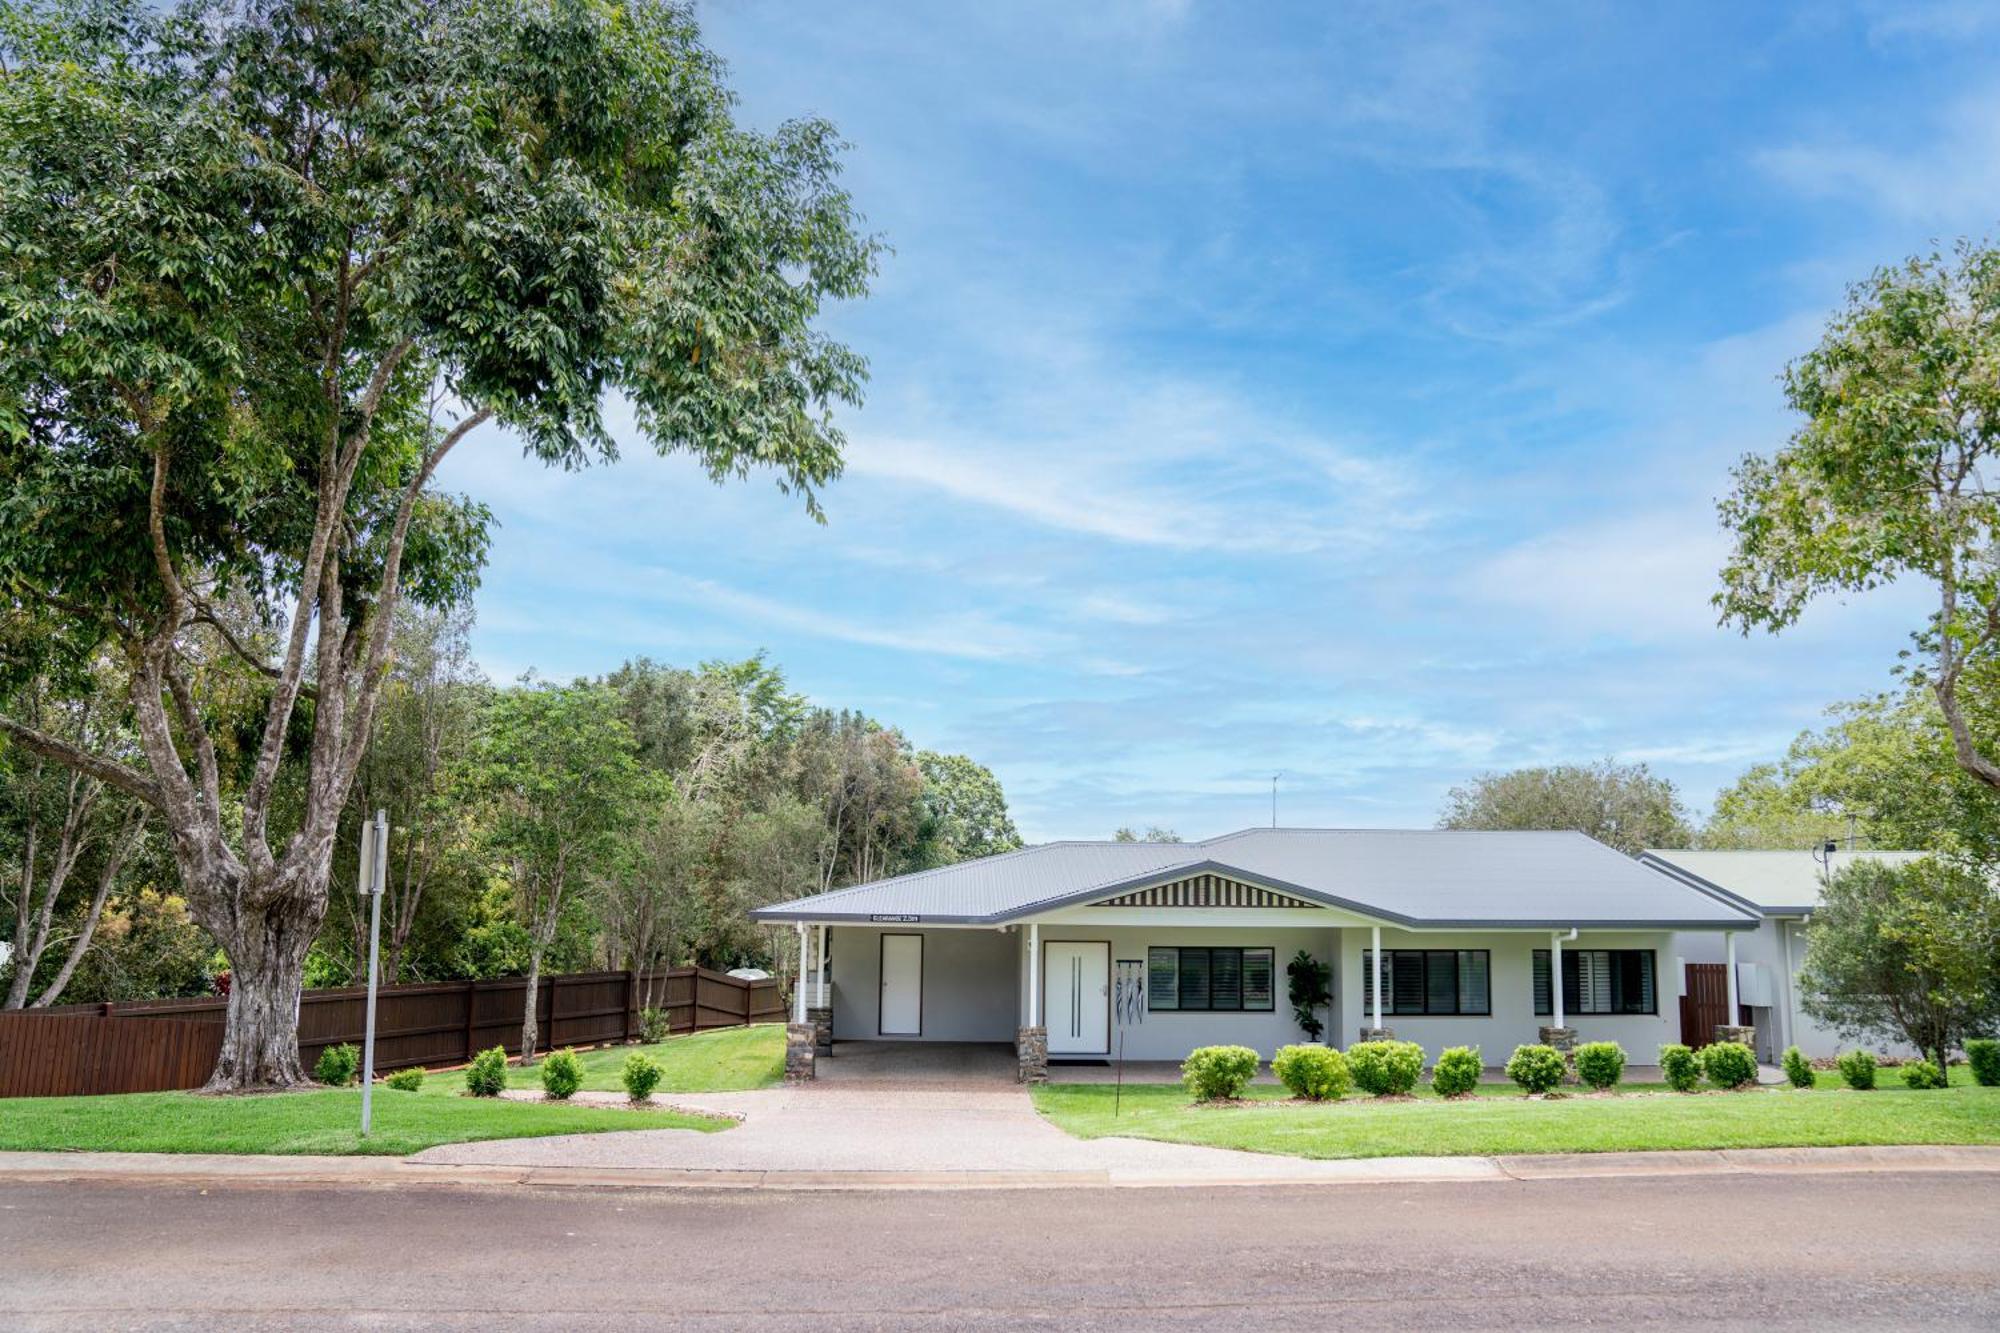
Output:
[751,827,1761,1080]
[1642,847,1926,1063]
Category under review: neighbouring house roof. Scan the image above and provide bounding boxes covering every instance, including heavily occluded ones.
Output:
[1638,848,1930,916]
[750,828,1761,929]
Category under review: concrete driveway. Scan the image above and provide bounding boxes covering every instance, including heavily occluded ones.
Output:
[415,1076,1430,1181]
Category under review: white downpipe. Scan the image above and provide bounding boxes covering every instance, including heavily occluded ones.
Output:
[1779,921,1796,1054]
[1027,922,1041,1027]
[1725,931,1739,1018]
[794,923,809,1024]
[1370,924,1382,1031]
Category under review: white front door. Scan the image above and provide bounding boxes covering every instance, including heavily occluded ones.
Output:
[878,933,922,1035]
[1044,941,1110,1055]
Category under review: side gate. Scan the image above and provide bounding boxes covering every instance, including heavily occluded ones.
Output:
[1679,962,1730,1049]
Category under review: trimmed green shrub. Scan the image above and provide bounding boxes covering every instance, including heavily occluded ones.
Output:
[1659,1043,1700,1093]
[1837,1049,1877,1091]
[1505,1043,1566,1094]
[1574,1041,1626,1091]
[465,1045,510,1097]
[1965,1038,2000,1087]
[1271,1044,1350,1101]
[384,1066,425,1092]
[1346,1040,1424,1096]
[1430,1045,1482,1098]
[1900,1059,1946,1090]
[1181,1045,1261,1101]
[1699,1040,1757,1090]
[1781,1046,1815,1089]
[540,1048,585,1100]
[639,1007,671,1044]
[622,1052,665,1102]
[314,1043,360,1087]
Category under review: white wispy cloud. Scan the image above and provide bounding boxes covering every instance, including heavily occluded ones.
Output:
[1755,88,2000,225]
[640,569,1067,664]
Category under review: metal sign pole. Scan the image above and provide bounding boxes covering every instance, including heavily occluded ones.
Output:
[360,809,387,1137]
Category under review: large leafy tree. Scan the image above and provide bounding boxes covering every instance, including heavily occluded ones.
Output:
[3,669,149,1007]
[1437,759,1692,854]
[1798,857,2000,1072]
[1700,684,2000,859]
[0,0,876,1085]
[1718,242,2000,800]
[911,751,1021,868]
[322,604,486,984]
[473,679,643,1060]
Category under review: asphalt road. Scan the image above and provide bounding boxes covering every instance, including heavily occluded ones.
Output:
[3,1172,1995,1330]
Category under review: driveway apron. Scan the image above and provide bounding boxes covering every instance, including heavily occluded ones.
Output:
[410,1076,1467,1182]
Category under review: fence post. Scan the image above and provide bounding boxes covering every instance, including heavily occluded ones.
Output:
[744,974,754,1027]
[546,973,559,1054]
[624,970,638,1043]
[462,978,478,1064]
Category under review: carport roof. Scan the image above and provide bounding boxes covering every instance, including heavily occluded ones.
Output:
[1639,848,1929,915]
[750,827,1761,929]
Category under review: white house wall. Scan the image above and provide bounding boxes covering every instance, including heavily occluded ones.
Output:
[1673,920,1914,1061]
[1035,924,1339,1062]
[828,926,1019,1042]
[825,918,1697,1066]
[1334,928,1681,1063]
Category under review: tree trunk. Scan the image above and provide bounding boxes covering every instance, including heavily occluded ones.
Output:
[198,875,325,1091]
[518,953,543,1067]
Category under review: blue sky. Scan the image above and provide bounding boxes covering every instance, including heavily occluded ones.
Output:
[439,1,1994,842]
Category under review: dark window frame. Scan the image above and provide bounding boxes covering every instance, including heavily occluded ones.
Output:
[1533,949,1658,1016]
[1145,946,1276,1013]
[1361,949,1493,1017]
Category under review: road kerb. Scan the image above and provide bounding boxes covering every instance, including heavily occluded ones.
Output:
[1,1144,1996,1192]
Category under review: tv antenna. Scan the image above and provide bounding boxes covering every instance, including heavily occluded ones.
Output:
[1271,773,1280,828]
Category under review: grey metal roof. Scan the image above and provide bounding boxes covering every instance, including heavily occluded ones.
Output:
[751,828,1760,929]
[1640,848,1928,915]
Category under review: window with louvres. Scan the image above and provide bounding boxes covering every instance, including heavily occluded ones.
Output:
[1534,949,1656,1016]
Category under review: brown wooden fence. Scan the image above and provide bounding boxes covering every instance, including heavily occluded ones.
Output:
[2,967,784,1098]
[0,1012,226,1097]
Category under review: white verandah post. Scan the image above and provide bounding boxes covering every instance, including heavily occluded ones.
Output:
[794,923,809,1024]
[1027,922,1040,1027]
[1724,930,1739,1017]
[816,923,828,999]
[1551,930,1565,1030]
[1370,924,1382,1031]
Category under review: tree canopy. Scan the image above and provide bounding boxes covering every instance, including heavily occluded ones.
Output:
[0,0,878,1085]
[1437,759,1692,854]
[1718,241,2000,798]
[1798,857,2000,1071]
[1699,682,2000,858]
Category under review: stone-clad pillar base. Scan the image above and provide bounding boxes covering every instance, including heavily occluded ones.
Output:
[1713,1024,1756,1050]
[1016,1026,1048,1084]
[1539,1025,1579,1083]
[785,1023,816,1081]
[807,1006,832,1057]
[1357,1026,1395,1042]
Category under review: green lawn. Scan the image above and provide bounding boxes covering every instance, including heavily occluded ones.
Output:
[506,1024,784,1094]
[0,1026,783,1158]
[0,1086,730,1157]
[1033,1074,2000,1161]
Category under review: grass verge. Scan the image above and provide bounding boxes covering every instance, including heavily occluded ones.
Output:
[503,1024,783,1094]
[1032,1072,2000,1160]
[0,1026,781,1157]
[0,1086,731,1157]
